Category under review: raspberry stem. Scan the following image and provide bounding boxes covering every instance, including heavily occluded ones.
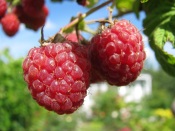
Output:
[107,7,113,23]
[60,0,113,33]
[40,26,45,43]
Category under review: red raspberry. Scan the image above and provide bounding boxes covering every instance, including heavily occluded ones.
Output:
[24,6,48,30]
[65,32,83,43]
[22,41,91,114]
[22,0,45,18]
[0,0,7,18]
[90,19,146,86]
[1,13,20,36]
[14,5,48,31]
[64,32,104,83]
[76,0,87,6]
[84,44,104,83]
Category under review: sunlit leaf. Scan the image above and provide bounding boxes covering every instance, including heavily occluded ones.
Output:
[140,0,148,3]
[143,0,175,76]
[78,19,86,30]
[116,0,135,12]
[86,0,99,8]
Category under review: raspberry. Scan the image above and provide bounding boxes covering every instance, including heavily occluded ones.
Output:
[65,32,83,43]
[64,32,104,83]
[77,0,87,6]
[1,13,20,36]
[0,0,7,18]
[90,19,146,86]
[22,41,91,114]
[24,6,48,31]
[14,5,48,31]
[22,0,45,18]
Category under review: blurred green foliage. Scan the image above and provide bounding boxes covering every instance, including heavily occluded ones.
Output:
[0,48,43,131]
[87,66,175,131]
[145,68,175,98]
[90,88,175,131]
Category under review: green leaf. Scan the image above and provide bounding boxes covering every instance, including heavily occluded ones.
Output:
[6,0,21,6]
[63,26,74,34]
[86,0,99,8]
[143,0,175,76]
[140,0,148,3]
[116,0,135,12]
[12,0,21,6]
[115,0,141,19]
[63,19,87,33]
[78,19,86,30]
[133,0,141,18]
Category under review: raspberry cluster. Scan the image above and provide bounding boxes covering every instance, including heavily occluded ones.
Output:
[22,19,146,115]
[0,0,48,36]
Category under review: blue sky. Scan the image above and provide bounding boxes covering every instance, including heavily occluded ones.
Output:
[0,0,166,69]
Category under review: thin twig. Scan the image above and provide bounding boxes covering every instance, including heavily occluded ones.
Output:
[85,0,113,17]
[60,0,113,33]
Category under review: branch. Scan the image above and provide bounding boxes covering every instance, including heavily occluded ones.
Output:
[60,0,113,33]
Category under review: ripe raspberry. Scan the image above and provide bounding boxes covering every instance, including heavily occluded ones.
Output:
[0,0,7,18]
[1,13,20,36]
[65,32,83,43]
[90,19,146,86]
[22,0,45,18]
[24,6,48,30]
[14,5,48,31]
[22,41,91,114]
[64,32,104,83]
